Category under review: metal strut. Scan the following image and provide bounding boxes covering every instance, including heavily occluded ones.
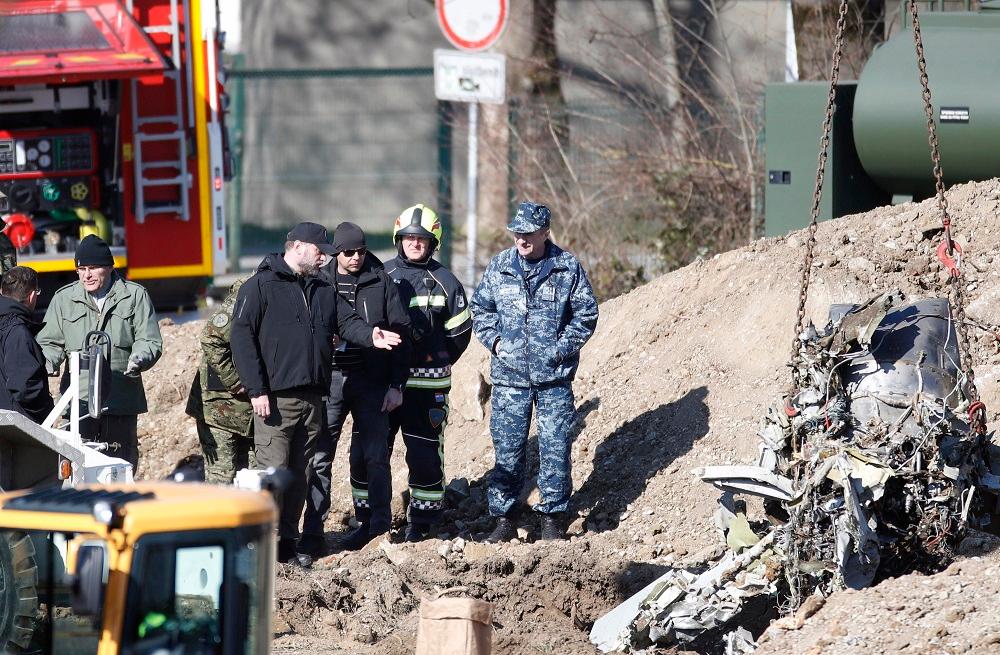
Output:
[908,0,986,433]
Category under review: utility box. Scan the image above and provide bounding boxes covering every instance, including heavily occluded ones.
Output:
[764,82,889,236]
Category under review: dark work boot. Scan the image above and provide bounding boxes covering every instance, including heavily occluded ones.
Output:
[539,513,566,541]
[404,523,431,543]
[339,525,371,552]
[484,517,516,544]
[296,533,328,559]
[277,538,313,568]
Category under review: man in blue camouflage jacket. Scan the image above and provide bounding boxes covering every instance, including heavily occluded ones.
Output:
[471,201,598,542]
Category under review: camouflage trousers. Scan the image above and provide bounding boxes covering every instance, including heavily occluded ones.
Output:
[196,420,255,483]
[488,383,576,516]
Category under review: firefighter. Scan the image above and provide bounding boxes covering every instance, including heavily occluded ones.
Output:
[470,201,598,542]
[385,204,472,542]
[185,278,255,483]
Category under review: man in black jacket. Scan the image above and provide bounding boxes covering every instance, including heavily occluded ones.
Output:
[230,222,401,566]
[0,266,54,423]
[300,223,412,556]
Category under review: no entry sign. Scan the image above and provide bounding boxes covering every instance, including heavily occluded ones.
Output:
[435,0,508,52]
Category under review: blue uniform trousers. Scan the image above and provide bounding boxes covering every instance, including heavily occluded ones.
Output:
[488,382,576,516]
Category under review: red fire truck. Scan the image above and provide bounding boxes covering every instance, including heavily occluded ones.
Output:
[0,0,231,306]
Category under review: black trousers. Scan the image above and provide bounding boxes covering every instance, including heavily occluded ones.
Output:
[304,369,392,535]
[388,387,449,527]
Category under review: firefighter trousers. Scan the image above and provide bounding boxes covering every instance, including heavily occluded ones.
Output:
[388,387,449,527]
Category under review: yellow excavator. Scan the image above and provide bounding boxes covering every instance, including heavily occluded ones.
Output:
[0,483,276,655]
[0,334,279,654]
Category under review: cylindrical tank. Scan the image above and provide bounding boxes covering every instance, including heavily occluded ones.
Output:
[853,13,1000,198]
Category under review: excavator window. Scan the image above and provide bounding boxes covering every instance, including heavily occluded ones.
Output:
[122,526,271,655]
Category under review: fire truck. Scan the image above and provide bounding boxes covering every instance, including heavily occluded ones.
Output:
[0,0,232,306]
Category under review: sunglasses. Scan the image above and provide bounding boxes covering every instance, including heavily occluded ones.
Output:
[341,248,366,257]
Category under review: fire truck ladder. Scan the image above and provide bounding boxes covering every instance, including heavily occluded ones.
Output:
[129,0,190,223]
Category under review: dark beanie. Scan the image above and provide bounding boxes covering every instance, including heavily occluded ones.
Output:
[332,222,366,253]
[76,235,114,268]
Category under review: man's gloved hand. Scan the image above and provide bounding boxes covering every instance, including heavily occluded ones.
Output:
[46,361,59,377]
[124,355,143,377]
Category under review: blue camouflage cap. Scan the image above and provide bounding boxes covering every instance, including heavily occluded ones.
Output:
[507,201,551,233]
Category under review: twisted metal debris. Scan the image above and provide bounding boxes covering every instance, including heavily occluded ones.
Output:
[592,291,998,653]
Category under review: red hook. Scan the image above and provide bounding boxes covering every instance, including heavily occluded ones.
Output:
[936,239,963,278]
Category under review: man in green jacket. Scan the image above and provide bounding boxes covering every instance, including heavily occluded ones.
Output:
[37,235,163,469]
[185,279,255,482]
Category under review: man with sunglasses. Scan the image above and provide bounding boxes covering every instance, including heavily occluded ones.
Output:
[300,222,411,556]
[471,201,598,542]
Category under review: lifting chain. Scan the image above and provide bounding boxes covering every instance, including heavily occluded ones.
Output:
[909,0,985,433]
[790,0,850,384]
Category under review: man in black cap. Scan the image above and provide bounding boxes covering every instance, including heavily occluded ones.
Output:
[38,235,163,468]
[299,222,412,556]
[230,221,402,566]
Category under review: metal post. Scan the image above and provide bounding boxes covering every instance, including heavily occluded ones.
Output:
[466,102,478,286]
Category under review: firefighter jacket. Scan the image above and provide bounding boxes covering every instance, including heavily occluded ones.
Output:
[384,255,471,390]
[185,278,253,436]
[319,252,412,388]
[38,272,163,415]
[471,242,598,388]
[0,296,54,423]
[230,253,374,398]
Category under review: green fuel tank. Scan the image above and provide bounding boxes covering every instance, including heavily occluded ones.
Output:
[853,12,1000,199]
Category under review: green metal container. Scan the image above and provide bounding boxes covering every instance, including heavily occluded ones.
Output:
[764,82,888,236]
[853,12,1000,199]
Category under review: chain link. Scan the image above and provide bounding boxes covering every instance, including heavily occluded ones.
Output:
[908,0,983,431]
[790,0,850,384]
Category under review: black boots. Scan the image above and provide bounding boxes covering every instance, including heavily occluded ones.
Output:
[340,525,372,551]
[404,523,431,543]
[277,538,313,568]
[539,513,566,541]
[485,516,517,543]
[296,533,328,559]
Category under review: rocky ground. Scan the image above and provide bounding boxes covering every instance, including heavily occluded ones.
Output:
[136,179,1000,653]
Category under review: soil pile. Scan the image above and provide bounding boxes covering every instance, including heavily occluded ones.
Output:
[138,179,1000,653]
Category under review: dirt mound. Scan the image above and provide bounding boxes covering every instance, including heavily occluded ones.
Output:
[138,178,1000,653]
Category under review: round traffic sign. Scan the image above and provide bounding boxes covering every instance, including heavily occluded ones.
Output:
[436,0,508,52]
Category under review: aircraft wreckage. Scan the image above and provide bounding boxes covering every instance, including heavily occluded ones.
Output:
[592,291,1000,653]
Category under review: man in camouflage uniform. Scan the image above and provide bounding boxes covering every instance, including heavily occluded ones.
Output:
[185,279,254,482]
[471,201,599,542]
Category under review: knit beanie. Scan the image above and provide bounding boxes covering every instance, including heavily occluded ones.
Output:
[75,235,114,267]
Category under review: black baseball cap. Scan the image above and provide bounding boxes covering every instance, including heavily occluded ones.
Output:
[287,222,336,254]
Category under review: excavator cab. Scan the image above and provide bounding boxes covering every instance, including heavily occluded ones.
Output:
[0,484,276,655]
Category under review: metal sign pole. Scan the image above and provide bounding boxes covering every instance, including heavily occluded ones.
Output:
[466,101,478,286]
